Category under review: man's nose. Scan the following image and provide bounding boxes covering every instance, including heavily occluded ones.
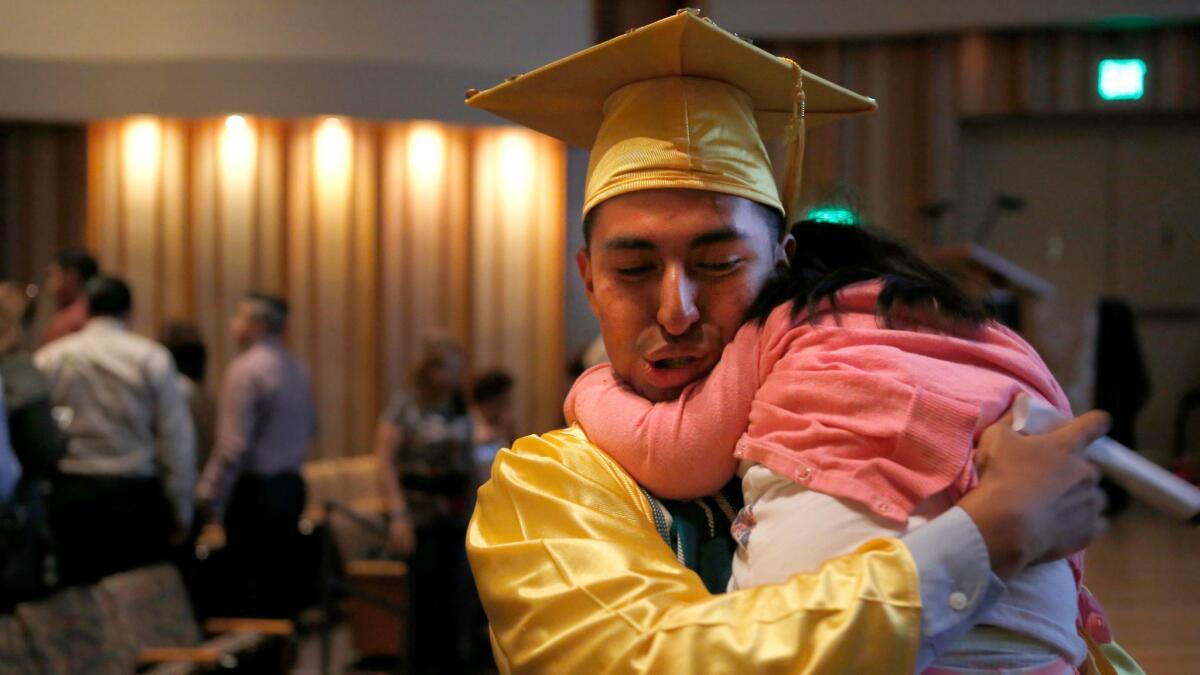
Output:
[656,266,700,336]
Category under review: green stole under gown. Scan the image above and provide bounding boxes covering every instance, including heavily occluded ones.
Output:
[641,478,744,593]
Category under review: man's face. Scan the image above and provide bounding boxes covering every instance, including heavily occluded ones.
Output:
[577,189,790,402]
[229,301,262,350]
[46,264,78,307]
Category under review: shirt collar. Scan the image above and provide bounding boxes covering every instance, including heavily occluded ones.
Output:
[85,316,128,332]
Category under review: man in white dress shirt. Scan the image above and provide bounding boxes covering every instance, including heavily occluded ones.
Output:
[35,276,195,584]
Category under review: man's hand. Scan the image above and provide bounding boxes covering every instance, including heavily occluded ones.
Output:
[197,522,227,551]
[958,409,1111,579]
[387,515,417,556]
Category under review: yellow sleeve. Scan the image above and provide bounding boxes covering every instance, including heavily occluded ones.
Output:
[467,426,923,674]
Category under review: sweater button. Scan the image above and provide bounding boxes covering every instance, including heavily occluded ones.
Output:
[949,591,969,611]
[794,466,813,482]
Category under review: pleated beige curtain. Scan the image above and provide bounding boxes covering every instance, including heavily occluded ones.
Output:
[768,25,1200,242]
[87,116,565,458]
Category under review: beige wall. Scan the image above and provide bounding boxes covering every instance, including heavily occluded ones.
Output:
[0,1,590,71]
[0,1,591,123]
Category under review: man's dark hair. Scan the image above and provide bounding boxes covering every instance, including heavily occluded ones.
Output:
[55,249,99,283]
[84,276,132,318]
[160,321,208,382]
[244,292,289,334]
[473,370,515,406]
[746,219,990,328]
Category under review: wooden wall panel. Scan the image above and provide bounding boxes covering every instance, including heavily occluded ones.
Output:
[0,124,87,288]
[87,116,565,457]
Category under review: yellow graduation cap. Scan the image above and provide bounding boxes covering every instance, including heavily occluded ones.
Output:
[465,9,876,219]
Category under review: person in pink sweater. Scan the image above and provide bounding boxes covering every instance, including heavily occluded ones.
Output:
[566,222,1108,674]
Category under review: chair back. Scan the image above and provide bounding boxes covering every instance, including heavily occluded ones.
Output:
[97,563,203,651]
[16,585,138,675]
[0,613,38,675]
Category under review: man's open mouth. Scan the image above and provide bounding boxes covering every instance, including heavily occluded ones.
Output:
[651,356,701,369]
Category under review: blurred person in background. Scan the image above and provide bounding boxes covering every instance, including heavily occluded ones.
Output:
[35,276,195,585]
[468,369,515,491]
[0,283,66,606]
[372,336,475,674]
[161,321,216,471]
[195,293,317,618]
[40,249,98,346]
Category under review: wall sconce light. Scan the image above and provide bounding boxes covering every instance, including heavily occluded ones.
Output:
[220,114,255,175]
[315,117,351,184]
[123,117,162,186]
[499,131,534,196]
[407,124,446,184]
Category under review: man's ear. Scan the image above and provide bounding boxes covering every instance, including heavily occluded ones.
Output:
[575,247,600,313]
[775,232,796,269]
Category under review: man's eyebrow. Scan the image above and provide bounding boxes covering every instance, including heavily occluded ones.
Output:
[690,228,746,248]
[603,237,655,251]
[600,227,745,251]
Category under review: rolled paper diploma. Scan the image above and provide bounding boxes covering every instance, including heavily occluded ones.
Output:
[1012,395,1200,523]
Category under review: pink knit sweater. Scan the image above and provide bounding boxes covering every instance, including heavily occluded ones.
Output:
[565,282,1072,524]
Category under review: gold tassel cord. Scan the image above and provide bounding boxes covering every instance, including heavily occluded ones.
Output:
[780,59,807,221]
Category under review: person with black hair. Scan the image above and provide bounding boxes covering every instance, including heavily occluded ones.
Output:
[195,292,316,617]
[34,275,196,585]
[469,370,515,491]
[160,321,215,470]
[40,249,99,346]
[0,282,65,607]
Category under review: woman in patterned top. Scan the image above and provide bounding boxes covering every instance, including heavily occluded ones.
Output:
[372,336,476,673]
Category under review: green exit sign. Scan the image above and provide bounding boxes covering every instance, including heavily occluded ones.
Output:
[1098,59,1147,101]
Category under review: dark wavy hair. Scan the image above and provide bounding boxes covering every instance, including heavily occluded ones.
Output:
[747,214,990,329]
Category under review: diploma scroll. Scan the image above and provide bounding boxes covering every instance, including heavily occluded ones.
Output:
[1012,396,1200,523]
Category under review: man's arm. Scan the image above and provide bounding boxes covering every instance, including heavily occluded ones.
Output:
[470,411,1111,674]
[372,418,416,555]
[469,427,925,674]
[151,351,197,532]
[196,363,255,521]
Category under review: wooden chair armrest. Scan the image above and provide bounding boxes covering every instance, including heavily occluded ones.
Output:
[204,617,295,636]
[140,646,224,664]
[346,559,408,577]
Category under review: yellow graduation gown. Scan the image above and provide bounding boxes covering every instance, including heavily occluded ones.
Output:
[466,425,923,674]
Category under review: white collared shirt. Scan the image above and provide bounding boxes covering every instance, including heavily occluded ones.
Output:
[35,317,196,528]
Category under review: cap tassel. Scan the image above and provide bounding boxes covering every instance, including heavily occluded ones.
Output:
[781,60,807,221]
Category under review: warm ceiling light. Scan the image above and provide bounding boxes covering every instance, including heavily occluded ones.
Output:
[225,114,247,131]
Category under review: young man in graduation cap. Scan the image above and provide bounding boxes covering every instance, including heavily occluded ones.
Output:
[466,11,1134,673]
